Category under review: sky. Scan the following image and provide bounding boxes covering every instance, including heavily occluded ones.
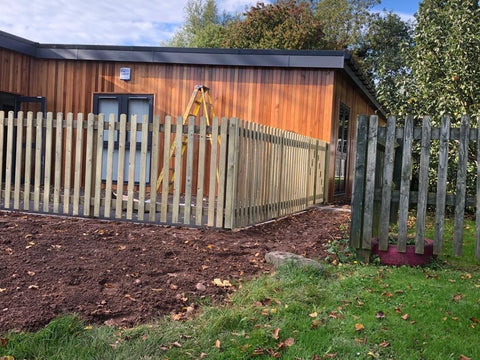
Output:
[0,0,421,46]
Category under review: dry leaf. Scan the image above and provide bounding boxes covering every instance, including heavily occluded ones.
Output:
[324,353,338,358]
[470,317,480,323]
[309,311,318,318]
[0,338,9,348]
[213,278,232,287]
[27,271,35,276]
[28,285,39,290]
[215,339,221,348]
[355,323,365,331]
[172,341,182,348]
[379,341,390,348]
[151,288,162,292]
[459,355,471,360]
[284,337,295,347]
[0,356,15,360]
[453,294,462,302]
[4,248,13,255]
[118,245,126,251]
[375,311,385,319]
[272,327,280,339]
[200,353,208,358]
[0,288,6,293]
[401,314,409,320]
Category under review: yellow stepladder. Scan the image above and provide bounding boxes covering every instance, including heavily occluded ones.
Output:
[156,85,216,192]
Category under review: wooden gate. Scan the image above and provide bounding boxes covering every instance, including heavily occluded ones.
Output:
[350,115,480,259]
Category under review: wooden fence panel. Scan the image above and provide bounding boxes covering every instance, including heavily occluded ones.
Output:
[351,114,480,259]
[0,111,327,230]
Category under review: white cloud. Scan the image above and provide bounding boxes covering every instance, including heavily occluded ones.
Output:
[0,0,264,46]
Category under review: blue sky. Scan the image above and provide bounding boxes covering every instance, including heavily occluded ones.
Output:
[0,0,420,46]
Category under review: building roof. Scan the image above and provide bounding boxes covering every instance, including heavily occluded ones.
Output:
[0,30,384,114]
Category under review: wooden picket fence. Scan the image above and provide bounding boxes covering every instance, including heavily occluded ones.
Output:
[351,114,480,259]
[0,111,327,229]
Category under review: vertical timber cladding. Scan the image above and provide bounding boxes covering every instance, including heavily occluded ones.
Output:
[0,48,34,96]
[27,57,336,142]
[329,71,381,201]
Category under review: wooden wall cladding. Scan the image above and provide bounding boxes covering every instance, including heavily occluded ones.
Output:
[12,54,336,142]
[0,48,34,95]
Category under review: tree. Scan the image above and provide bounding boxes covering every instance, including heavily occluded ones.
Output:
[315,0,380,50]
[167,0,226,48]
[357,12,413,114]
[222,0,325,50]
[408,0,480,119]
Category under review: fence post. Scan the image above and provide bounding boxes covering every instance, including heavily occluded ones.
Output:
[224,118,239,229]
[362,115,379,251]
[350,115,368,257]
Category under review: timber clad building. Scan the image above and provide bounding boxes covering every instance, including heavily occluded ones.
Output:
[0,30,383,202]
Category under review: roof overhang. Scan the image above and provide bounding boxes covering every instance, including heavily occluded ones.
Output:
[0,30,385,115]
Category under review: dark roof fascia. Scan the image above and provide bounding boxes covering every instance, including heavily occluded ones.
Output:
[0,30,384,114]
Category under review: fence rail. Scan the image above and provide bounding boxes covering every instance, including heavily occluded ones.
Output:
[351,114,480,259]
[0,111,327,229]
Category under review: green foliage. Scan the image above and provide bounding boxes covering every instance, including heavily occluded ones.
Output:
[404,0,480,120]
[167,0,226,48]
[315,0,380,50]
[357,12,414,114]
[222,0,325,50]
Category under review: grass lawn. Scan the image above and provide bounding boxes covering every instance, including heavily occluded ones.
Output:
[1,217,479,360]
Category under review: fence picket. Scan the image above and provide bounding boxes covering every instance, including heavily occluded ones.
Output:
[53,113,63,213]
[0,112,4,204]
[126,115,137,220]
[33,113,43,212]
[172,116,183,224]
[93,114,104,217]
[24,112,33,211]
[137,114,149,221]
[215,118,228,228]
[160,116,172,222]
[73,114,84,216]
[195,117,207,226]
[184,116,195,225]
[379,116,396,250]
[149,115,160,221]
[207,117,219,227]
[83,113,94,216]
[476,116,480,259]
[115,114,127,219]
[397,116,414,252]
[64,113,73,213]
[415,116,432,254]
[362,115,379,250]
[104,114,115,218]
[453,115,470,257]
[13,112,24,209]
[5,112,14,208]
[42,113,53,212]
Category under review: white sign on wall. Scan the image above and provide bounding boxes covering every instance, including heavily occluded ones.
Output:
[120,67,131,81]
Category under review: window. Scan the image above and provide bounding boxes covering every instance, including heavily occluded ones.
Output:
[93,94,153,183]
[335,103,350,194]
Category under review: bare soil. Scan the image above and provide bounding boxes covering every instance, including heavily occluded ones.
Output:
[0,206,350,333]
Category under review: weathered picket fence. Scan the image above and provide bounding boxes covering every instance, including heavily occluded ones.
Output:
[351,114,480,259]
[0,111,327,229]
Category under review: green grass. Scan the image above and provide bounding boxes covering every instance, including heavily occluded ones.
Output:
[1,218,479,360]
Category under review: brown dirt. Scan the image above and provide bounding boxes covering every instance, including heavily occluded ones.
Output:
[0,206,350,333]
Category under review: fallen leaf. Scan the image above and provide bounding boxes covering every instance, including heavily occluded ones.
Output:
[309,311,318,318]
[252,349,265,355]
[172,341,182,348]
[196,283,206,291]
[284,337,295,347]
[453,294,462,302]
[200,353,208,358]
[375,311,385,319]
[213,278,232,287]
[0,289,6,293]
[324,353,338,358]
[27,271,35,276]
[379,341,390,348]
[0,338,8,348]
[382,292,393,298]
[28,285,39,290]
[0,356,14,360]
[4,248,13,255]
[459,355,471,360]
[272,327,280,339]
[215,339,221,348]
[355,323,365,331]
[401,314,409,321]
[171,313,183,321]
[470,317,480,323]
[118,245,126,251]
[84,326,93,330]
[151,288,162,292]
[169,284,178,290]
